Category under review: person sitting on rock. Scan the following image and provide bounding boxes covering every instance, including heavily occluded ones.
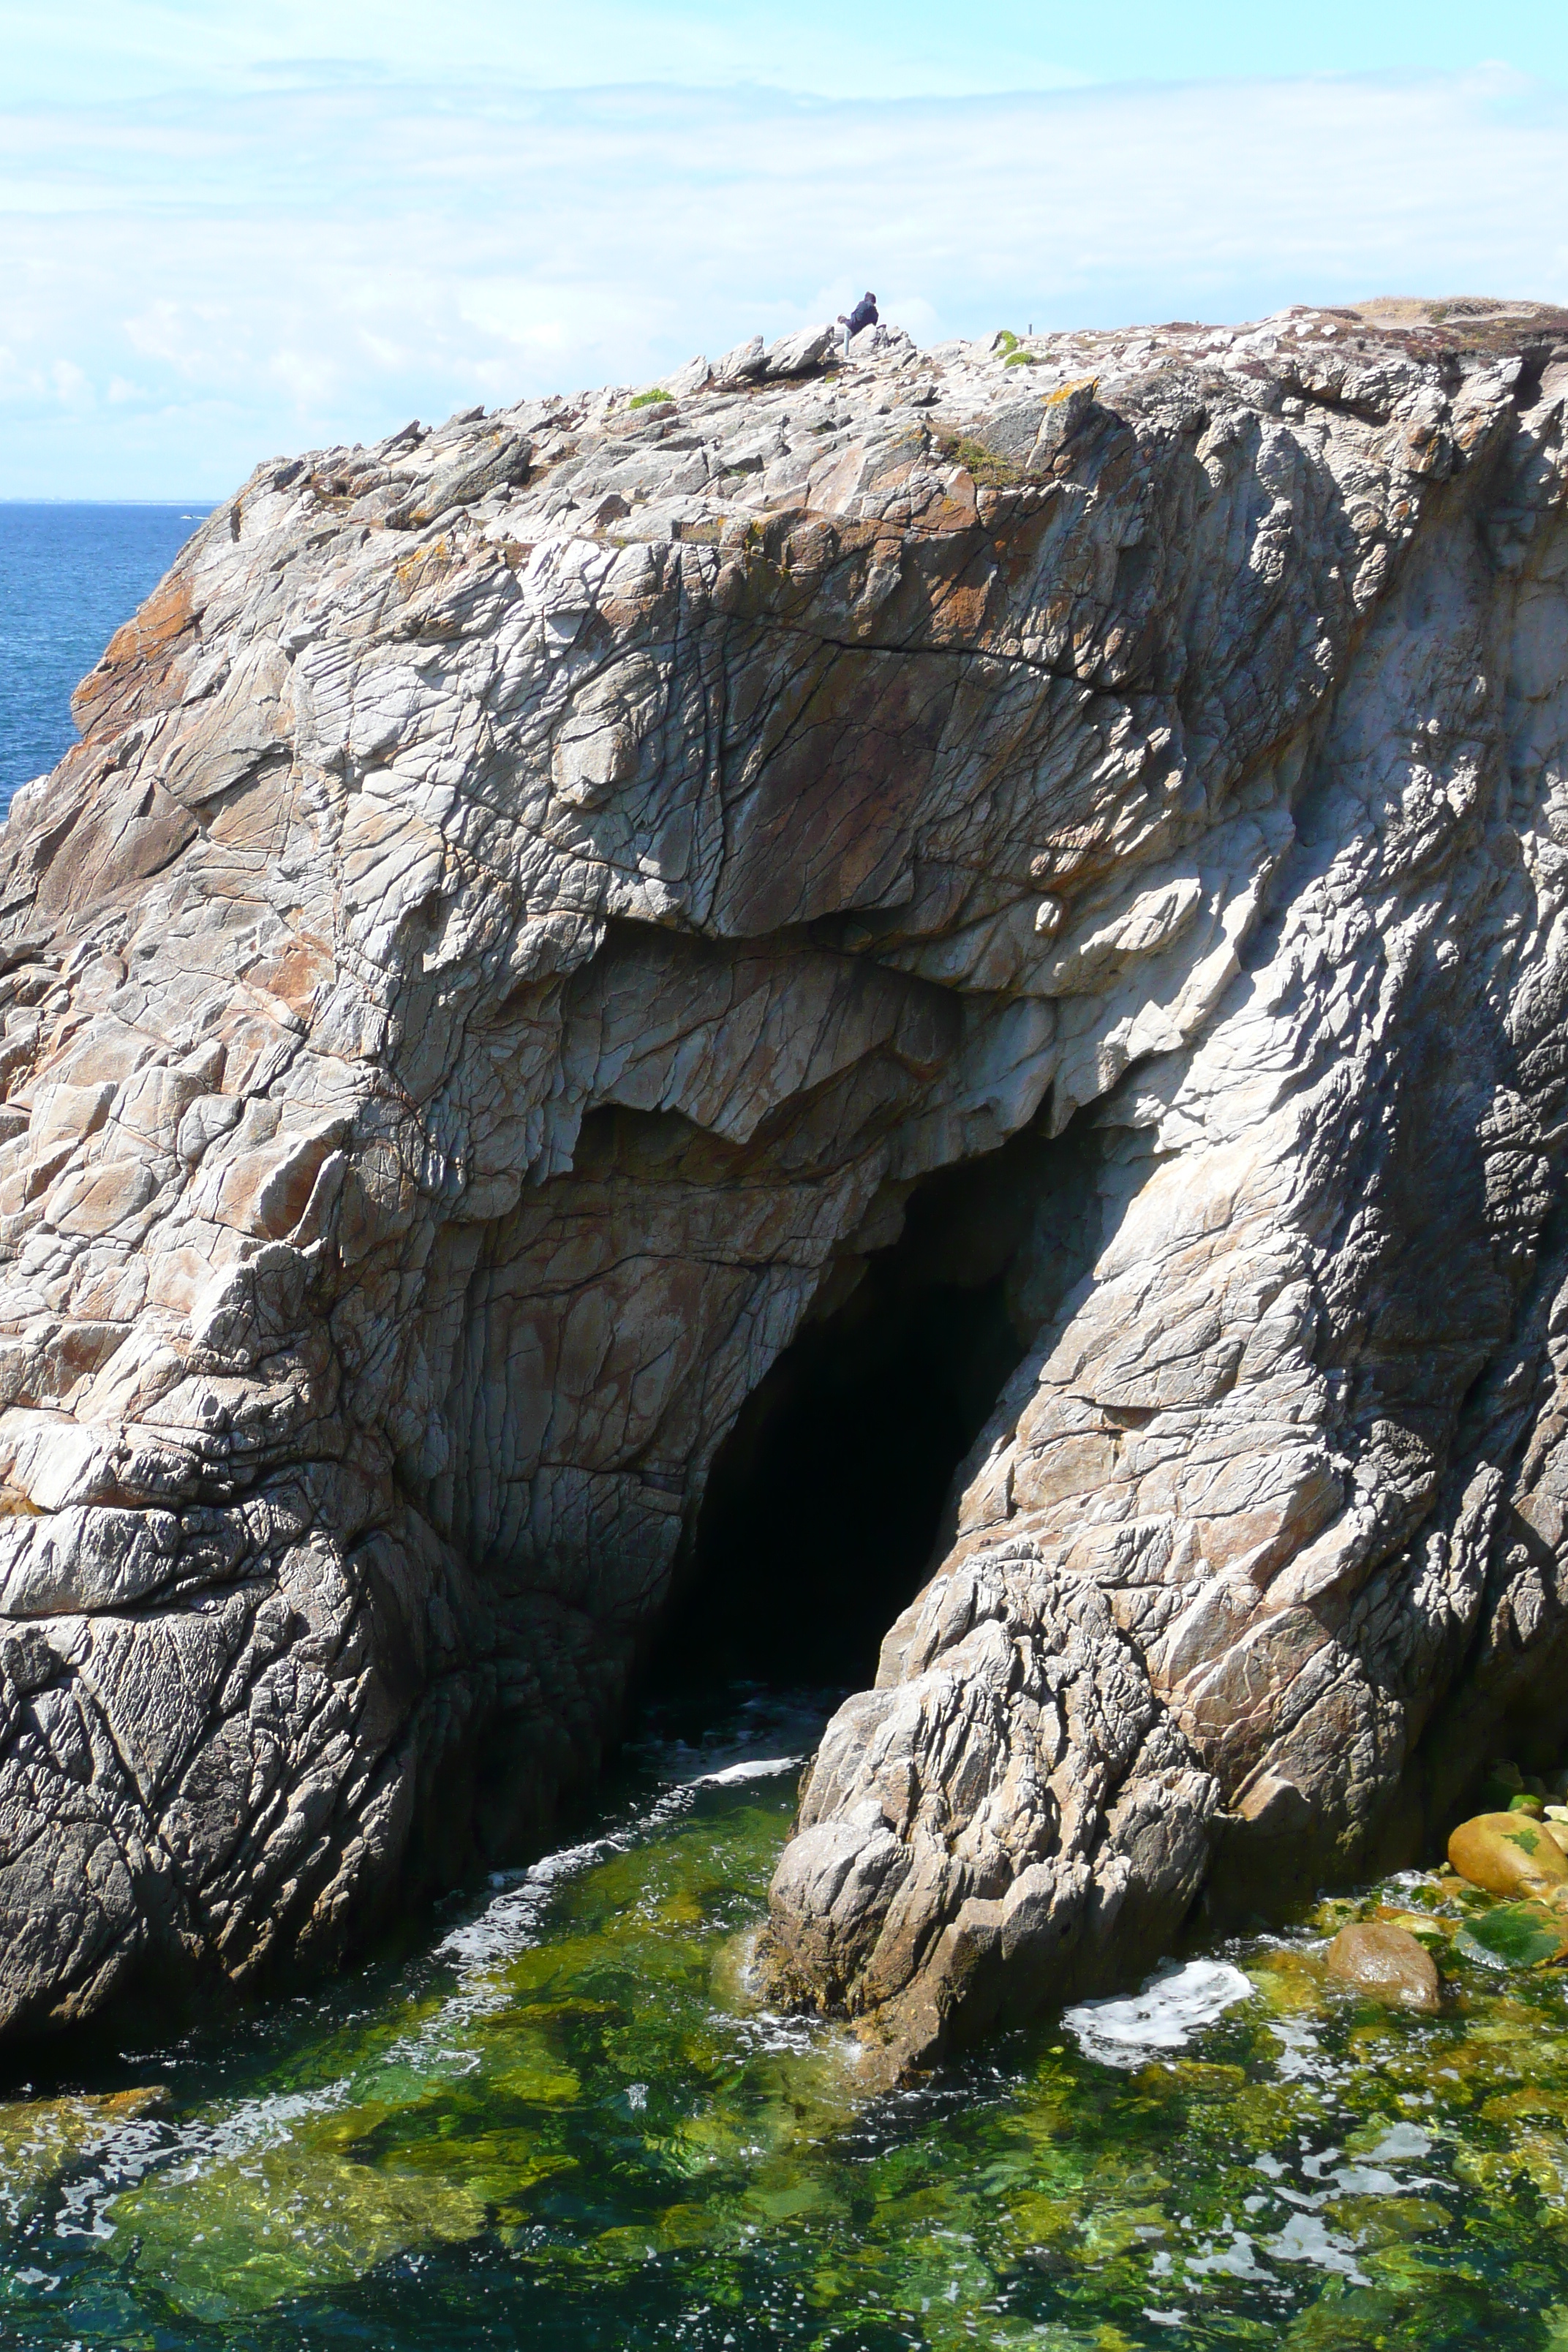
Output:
[838,292,878,358]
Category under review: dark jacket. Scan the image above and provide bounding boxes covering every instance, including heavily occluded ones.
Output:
[845,295,878,338]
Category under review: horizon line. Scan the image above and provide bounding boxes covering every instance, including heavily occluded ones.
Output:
[0,497,214,508]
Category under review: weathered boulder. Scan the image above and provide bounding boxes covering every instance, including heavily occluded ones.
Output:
[1,298,1567,2058]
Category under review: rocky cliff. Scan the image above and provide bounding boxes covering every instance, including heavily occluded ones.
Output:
[1,298,1566,2062]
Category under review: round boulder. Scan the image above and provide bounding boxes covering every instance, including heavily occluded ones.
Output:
[1447,1812,1568,1900]
[1324,1921,1441,2013]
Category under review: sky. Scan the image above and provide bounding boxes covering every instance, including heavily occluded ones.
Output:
[1,2,1566,498]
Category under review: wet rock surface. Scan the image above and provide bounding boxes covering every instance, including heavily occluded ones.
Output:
[2,295,1568,2057]
[1324,1920,1441,2012]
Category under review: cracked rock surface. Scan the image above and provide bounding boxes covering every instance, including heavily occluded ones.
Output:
[1,297,1567,2060]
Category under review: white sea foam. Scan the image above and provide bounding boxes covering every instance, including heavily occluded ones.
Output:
[1063,1959,1255,2069]
[434,1833,624,1970]
[434,1754,804,1972]
[683,1755,803,1790]
[638,1752,805,1838]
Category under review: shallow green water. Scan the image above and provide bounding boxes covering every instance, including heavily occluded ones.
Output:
[7,1691,1568,2350]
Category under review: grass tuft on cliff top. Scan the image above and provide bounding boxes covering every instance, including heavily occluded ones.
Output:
[941,434,1026,489]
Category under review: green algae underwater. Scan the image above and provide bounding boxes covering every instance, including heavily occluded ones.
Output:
[7,1695,1568,2349]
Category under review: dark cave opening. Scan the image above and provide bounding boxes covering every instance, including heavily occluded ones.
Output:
[649,1108,1101,1697]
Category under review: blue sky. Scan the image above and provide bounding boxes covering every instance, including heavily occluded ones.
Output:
[2,2,1566,497]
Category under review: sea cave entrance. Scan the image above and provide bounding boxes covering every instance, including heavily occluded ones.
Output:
[650,1108,1101,1697]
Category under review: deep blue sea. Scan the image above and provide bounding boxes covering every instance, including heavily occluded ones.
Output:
[0,503,210,817]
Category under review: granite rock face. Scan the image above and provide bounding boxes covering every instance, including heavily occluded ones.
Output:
[1,298,1567,2059]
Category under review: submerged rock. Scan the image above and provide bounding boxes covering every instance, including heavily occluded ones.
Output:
[0,2084,167,2229]
[1455,1897,1568,1970]
[1324,1921,1441,2012]
[2,296,1568,2061]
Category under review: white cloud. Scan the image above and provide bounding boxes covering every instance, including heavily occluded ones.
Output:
[1,64,1564,496]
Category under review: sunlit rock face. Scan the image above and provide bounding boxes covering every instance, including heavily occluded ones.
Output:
[0,296,1565,2059]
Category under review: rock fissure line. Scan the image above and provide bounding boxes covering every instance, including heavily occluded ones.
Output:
[755,613,1149,704]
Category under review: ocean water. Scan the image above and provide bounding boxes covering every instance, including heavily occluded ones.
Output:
[0,503,209,815]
